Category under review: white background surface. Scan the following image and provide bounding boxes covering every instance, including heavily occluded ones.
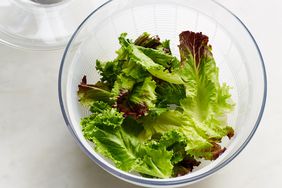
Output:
[0,0,281,188]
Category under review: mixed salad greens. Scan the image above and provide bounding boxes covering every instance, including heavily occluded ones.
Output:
[77,31,235,178]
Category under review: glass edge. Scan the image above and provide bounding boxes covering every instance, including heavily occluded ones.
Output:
[58,0,267,186]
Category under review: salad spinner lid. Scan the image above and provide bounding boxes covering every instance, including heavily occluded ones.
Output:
[0,0,102,50]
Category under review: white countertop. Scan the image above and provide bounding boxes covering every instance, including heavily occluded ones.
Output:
[0,0,281,187]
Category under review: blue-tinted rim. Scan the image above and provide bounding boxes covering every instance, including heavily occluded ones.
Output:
[58,0,267,186]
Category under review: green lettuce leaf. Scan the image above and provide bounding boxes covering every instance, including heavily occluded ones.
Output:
[78,76,112,107]
[151,130,187,164]
[118,33,184,84]
[140,111,213,156]
[178,31,235,141]
[81,105,174,178]
[96,60,123,88]
[130,77,157,109]
[155,81,186,107]
[134,147,173,178]
[139,110,226,160]
[128,44,184,84]
[137,46,180,70]
[113,76,156,119]
[111,74,135,97]
[158,39,172,54]
[121,60,148,82]
[81,102,123,134]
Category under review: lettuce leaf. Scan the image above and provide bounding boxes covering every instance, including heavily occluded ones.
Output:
[134,32,161,49]
[121,60,149,82]
[81,102,174,178]
[128,44,184,84]
[130,77,157,109]
[78,76,112,107]
[134,147,173,178]
[118,33,184,84]
[155,81,186,107]
[112,76,157,119]
[139,110,227,160]
[178,31,235,141]
[111,74,135,97]
[134,32,171,54]
[96,60,123,88]
[137,46,180,70]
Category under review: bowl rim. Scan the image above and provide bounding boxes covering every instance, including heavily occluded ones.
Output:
[58,0,267,186]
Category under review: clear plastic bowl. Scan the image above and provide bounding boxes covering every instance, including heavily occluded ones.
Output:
[58,0,267,187]
[0,0,103,50]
